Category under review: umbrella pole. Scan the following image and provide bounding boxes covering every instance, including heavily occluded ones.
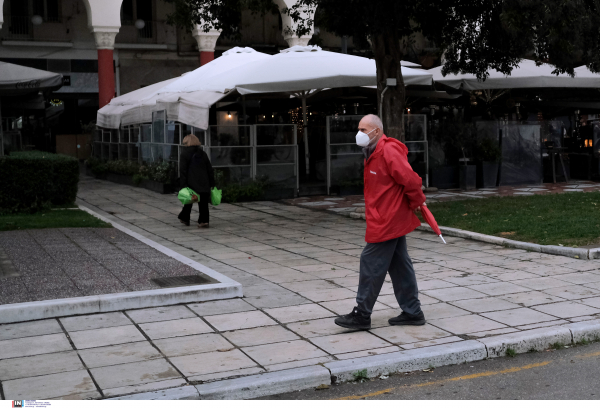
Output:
[0,98,3,157]
[302,95,309,176]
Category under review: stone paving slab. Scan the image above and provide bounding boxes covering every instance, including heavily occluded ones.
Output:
[2,177,600,400]
[0,227,218,304]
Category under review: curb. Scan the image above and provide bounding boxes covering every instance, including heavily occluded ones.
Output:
[324,340,486,383]
[416,224,598,260]
[0,204,243,324]
[195,366,331,400]
[105,320,600,400]
[108,386,200,400]
[347,210,598,260]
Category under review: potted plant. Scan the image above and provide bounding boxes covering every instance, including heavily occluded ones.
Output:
[446,117,477,190]
[475,136,502,187]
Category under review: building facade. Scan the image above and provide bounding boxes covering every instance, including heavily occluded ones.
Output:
[0,0,331,133]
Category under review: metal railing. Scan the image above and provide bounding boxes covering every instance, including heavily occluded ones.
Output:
[6,16,32,39]
[95,120,299,190]
[116,20,173,44]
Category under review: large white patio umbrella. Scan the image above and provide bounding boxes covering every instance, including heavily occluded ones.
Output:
[97,76,180,128]
[182,45,432,174]
[430,59,600,90]
[0,62,63,155]
[97,47,271,129]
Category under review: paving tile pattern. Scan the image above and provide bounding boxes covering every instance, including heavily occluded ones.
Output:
[1,177,600,399]
[0,227,208,304]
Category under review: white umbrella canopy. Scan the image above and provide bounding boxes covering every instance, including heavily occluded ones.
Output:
[430,59,600,90]
[0,61,63,96]
[197,45,432,94]
[158,47,271,94]
[97,76,181,128]
[0,62,63,155]
[193,45,432,175]
[97,47,271,129]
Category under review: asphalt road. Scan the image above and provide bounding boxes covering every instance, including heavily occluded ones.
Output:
[260,341,600,400]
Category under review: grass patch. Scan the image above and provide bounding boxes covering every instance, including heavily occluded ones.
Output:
[0,208,110,231]
[425,192,600,247]
[352,369,369,383]
[551,342,565,350]
[505,347,517,357]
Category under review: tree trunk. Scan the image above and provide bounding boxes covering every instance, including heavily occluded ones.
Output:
[371,30,405,141]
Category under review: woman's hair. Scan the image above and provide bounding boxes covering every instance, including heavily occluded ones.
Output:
[182,134,202,146]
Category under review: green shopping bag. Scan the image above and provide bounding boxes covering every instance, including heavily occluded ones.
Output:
[210,187,222,206]
[178,187,199,205]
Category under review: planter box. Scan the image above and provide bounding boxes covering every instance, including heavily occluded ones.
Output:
[477,161,499,188]
[459,165,477,190]
[86,166,173,194]
[430,166,459,189]
[339,185,364,196]
[262,188,296,200]
[106,173,135,187]
[140,179,173,194]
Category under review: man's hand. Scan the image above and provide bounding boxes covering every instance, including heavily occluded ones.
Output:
[414,203,426,214]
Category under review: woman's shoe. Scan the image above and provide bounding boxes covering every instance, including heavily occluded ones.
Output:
[197,223,209,228]
[179,219,190,227]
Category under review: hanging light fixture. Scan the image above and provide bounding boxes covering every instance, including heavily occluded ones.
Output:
[135,19,146,29]
[31,15,43,25]
[227,111,231,118]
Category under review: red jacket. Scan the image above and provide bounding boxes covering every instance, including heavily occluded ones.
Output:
[364,135,426,243]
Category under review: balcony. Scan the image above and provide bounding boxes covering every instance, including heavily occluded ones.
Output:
[2,15,70,43]
[5,16,32,40]
[115,20,176,49]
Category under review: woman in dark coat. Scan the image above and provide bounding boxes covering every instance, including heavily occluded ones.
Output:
[178,134,215,228]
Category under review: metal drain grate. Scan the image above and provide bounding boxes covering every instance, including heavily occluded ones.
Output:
[151,275,213,288]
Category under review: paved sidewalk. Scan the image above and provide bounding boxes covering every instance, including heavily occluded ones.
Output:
[1,177,600,399]
[0,228,213,305]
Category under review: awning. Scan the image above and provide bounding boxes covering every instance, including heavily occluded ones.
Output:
[0,61,63,96]
[430,60,600,90]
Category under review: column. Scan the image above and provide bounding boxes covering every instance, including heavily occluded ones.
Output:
[192,27,221,66]
[93,30,118,108]
[274,0,315,47]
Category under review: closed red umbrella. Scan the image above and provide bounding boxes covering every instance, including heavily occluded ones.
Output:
[420,205,446,244]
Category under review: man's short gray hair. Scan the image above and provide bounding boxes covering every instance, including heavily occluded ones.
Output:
[363,114,384,131]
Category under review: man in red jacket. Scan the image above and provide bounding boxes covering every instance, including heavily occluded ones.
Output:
[335,114,427,330]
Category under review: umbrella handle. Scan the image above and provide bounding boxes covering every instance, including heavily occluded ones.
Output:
[439,235,446,244]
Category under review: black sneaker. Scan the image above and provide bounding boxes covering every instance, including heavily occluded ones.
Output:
[388,311,426,326]
[334,307,371,330]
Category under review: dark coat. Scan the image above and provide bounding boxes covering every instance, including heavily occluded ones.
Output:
[179,146,215,194]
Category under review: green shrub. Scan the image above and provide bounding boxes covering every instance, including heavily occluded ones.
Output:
[217,175,271,203]
[87,158,176,185]
[106,160,140,176]
[0,151,79,214]
[132,173,148,185]
[85,157,109,177]
[139,162,177,183]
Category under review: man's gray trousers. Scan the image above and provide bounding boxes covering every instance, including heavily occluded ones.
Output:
[356,235,422,316]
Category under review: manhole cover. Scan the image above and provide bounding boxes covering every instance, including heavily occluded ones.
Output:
[152,275,213,288]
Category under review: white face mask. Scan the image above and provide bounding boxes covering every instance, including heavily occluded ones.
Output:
[356,128,376,147]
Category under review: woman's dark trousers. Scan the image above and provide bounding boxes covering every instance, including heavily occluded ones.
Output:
[178,192,210,224]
